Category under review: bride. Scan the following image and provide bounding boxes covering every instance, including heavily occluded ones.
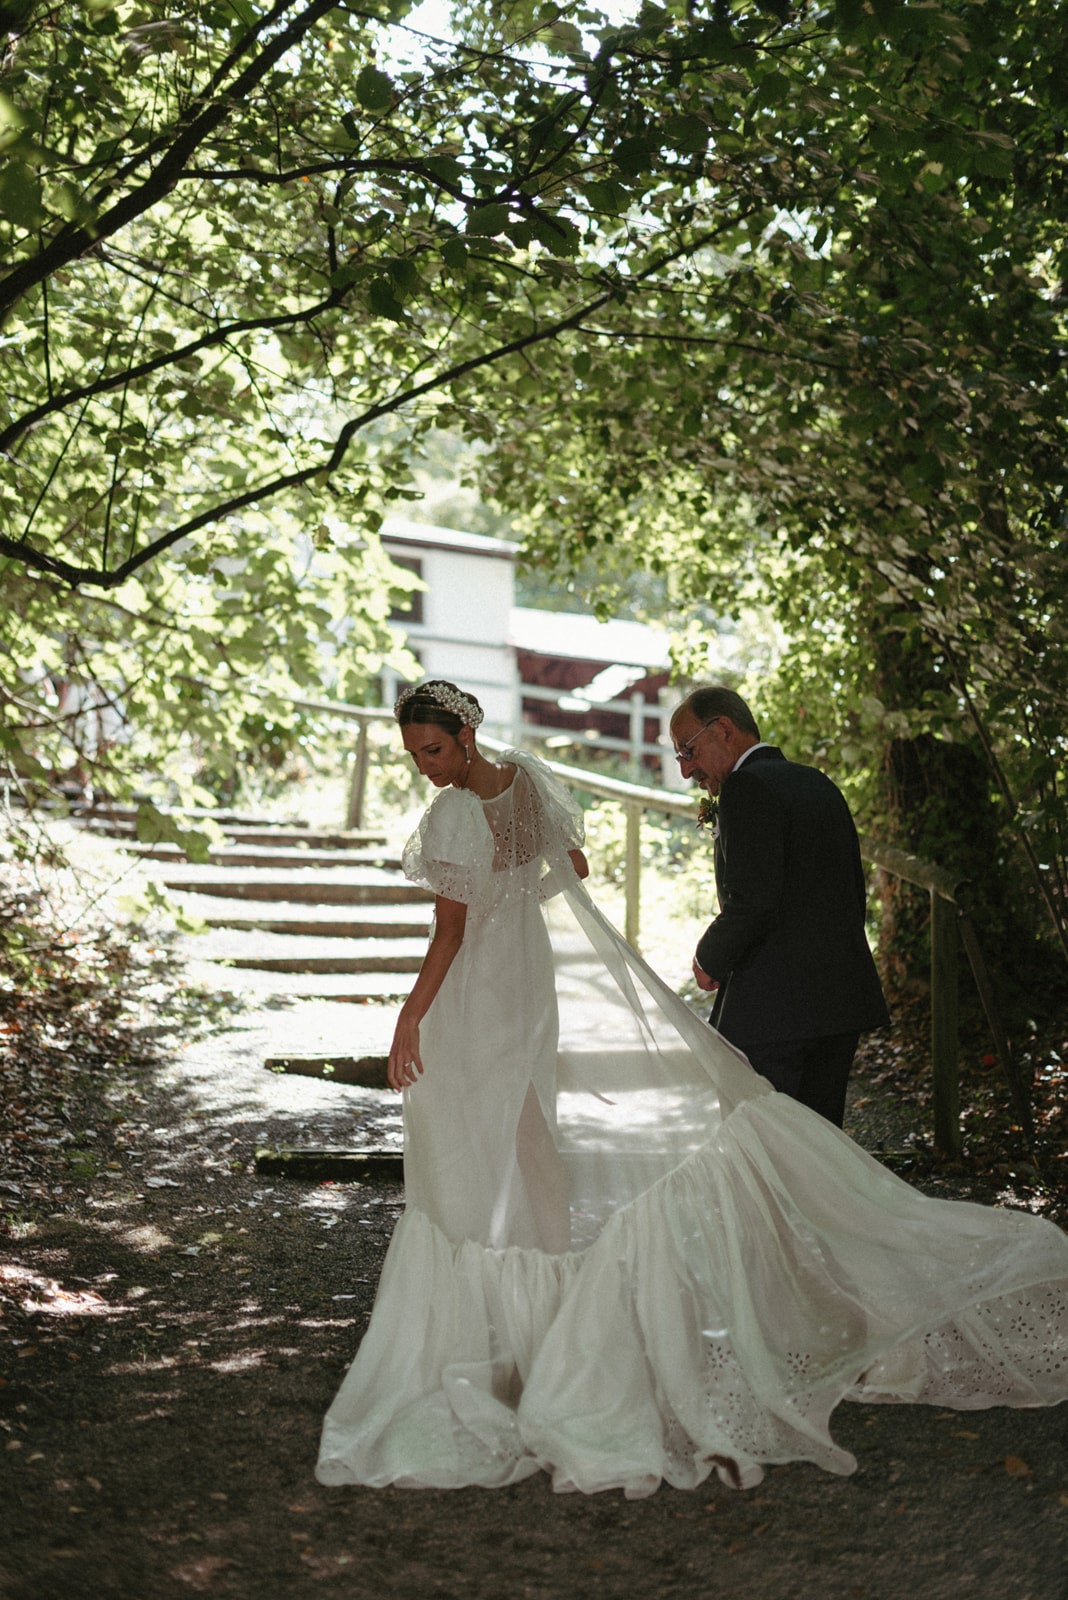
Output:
[316,680,1068,1497]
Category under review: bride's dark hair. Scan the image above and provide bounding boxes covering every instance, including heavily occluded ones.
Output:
[394,680,483,735]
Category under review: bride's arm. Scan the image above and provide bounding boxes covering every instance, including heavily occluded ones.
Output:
[569,848,590,880]
[387,895,467,1090]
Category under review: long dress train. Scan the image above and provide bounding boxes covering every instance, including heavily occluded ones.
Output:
[316,752,1068,1497]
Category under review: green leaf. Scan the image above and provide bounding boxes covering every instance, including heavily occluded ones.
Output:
[662,113,708,154]
[688,22,736,62]
[355,65,394,112]
[386,256,420,292]
[751,71,792,109]
[424,154,462,186]
[466,203,510,237]
[89,6,121,35]
[0,161,44,228]
[586,177,629,214]
[972,142,1015,179]
[611,134,656,176]
[329,260,363,289]
[0,91,24,153]
[368,277,406,320]
[134,804,213,863]
[548,19,585,55]
[834,0,867,34]
[530,213,580,256]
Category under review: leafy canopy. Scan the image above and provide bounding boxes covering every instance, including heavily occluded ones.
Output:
[0,0,1065,964]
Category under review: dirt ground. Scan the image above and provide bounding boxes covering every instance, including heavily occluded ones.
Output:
[2,963,1067,1600]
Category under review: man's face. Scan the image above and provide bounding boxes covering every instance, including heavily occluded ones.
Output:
[672,711,736,797]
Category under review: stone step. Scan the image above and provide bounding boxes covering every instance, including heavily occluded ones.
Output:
[227,952,419,973]
[265,1054,389,1087]
[228,998,398,1060]
[177,895,431,939]
[77,804,313,827]
[84,819,388,850]
[130,843,402,870]
[254,1146,404,1182]
[156,867,432,905]
[183,961,416,1000]
[195,930,425,973]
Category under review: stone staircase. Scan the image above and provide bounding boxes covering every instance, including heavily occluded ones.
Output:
[84,805,429,1177]
[91,805,431,1003]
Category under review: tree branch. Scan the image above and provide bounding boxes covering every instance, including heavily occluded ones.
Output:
[0,0,339,324]
[0,231,721,588]
[0,289,345,454]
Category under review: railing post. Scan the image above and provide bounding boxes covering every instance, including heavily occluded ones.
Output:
[624,800,642,950]
[660,689,684,789]
[930,889,961,1156]
[346,721,370,831]
[628,692,644,779]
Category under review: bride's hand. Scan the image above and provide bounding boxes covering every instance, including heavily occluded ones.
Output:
[388,1026,423,1091]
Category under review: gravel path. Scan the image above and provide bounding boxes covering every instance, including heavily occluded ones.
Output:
[2,971,1066,1600]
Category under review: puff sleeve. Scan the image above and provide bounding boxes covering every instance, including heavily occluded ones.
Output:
[401,787,494,905]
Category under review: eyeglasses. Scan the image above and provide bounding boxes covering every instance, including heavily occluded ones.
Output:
[673,718,721,765]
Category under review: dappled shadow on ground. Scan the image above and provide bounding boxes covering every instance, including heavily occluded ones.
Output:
[3,1158,1067,1600]
[2,911,1067,1598]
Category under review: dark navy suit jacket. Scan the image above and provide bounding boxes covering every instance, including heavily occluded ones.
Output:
[695,746,889,1052]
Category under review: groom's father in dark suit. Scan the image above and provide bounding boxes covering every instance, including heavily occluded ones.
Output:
[670,686,889,1126]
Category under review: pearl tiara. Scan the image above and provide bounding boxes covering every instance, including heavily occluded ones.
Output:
[393,681,485,728]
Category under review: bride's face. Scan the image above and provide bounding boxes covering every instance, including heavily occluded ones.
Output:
[402,721,470,787]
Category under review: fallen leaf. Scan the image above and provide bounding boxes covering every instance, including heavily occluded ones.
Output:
[172,1556,236,1590]
[1004,1455,1033,1478]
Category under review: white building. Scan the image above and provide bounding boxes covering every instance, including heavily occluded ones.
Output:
[382,519,519,737]
[381,518,679,775]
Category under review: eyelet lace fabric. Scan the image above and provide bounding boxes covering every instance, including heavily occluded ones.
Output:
[401,752,584,915]
[318,754,1068,1497]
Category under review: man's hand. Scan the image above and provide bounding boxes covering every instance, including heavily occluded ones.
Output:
[692,958,719,993]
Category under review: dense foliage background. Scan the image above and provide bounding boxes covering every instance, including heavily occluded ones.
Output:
[1,0,1065,1010]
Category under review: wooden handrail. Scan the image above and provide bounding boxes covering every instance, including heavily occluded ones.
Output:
[290,696,1022,1156]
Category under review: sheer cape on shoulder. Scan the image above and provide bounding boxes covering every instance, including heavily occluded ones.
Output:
[316,752,1068,1497]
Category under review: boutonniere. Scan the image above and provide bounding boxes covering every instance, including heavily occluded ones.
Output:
[696,796,719,836]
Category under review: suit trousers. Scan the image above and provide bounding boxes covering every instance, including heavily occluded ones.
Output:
[741,1031,860,1128]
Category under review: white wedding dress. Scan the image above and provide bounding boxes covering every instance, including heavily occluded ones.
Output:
[316,752,1068,1497]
